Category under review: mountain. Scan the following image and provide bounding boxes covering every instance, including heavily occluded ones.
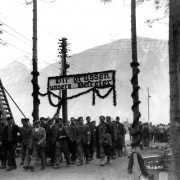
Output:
[0,37,169,126]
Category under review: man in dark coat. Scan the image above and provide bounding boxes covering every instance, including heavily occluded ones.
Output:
[115,116,125,157]
[91,121,97,156]
[53,118,73,169]
[68,117,77,164]
[0,119,6,169]
[45,118,56,166]
[96,116,112,166]
[54,116,61,128]
[2,117,20,171]
[76,117,91,166]
[19,118,33,169]
[106,116,117,159]
[85,116,95,161]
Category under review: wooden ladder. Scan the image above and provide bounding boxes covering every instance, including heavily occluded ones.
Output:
[0,79,14,122]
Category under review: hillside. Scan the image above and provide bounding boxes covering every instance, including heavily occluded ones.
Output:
[0,37,169,125]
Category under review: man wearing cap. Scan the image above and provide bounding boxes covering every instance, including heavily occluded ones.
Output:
[28,119,46,171]
[2,117,20,171]
[46,118,55,166]
[40,117,47,130]
[76,117,91,166]
[19,118,33,168]
[86,116,94,161]
[106,116,117,159]
[68,117,77,164]
[96,116,112,166]
[53,118,73,169]
[115,116,125,157]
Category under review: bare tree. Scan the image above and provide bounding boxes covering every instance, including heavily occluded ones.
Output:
[145,0,169,27]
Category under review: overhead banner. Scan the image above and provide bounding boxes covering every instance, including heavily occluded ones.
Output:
[48,70,115,91]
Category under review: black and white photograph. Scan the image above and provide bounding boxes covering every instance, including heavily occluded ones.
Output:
[0,0,178,180]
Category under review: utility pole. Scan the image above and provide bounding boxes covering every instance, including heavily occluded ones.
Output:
[147,87,151,124]
[58,38,70,124]
[32,0,39,122]
[131,0,141,130]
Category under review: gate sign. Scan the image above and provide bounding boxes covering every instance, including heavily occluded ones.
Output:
[48,70,115,91]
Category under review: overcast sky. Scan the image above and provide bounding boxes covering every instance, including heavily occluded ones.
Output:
[0,0,168,69]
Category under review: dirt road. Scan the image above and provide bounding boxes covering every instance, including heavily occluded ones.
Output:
[0,155,130,180]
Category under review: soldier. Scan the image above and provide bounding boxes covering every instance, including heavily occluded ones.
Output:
[115,116,125,157]
[76,117,91,166]
[106,116,117,159]
[53,119,73,169]
[28,119,46,171]
[2,117,20,171]
[85,116,94,161]
[19,118,33,169]
[0,119,6,169]
[68,117,77,164]
[46,118,56,166]
[96,116,112,166]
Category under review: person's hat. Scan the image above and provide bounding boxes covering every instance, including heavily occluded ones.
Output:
[78,117,83,121]
[48,118,54,122]
[33,120,40,124]
[99,115,105,119]
[22,118,30,122]
[55,118,62,122]
[40,117,45,121]
[91,120,96,123]
[6,117,13,121]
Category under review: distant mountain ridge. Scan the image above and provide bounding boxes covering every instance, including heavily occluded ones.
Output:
[0,37,169,126]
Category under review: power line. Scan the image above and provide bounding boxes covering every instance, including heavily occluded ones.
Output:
[1,38,61,71]
[0,20,59,59]
[1,39,31,55]
[116,60,130,70]
[69,66,85,74]
[1,28,61,67]
[2,27,87,74]
[0,28,32,48]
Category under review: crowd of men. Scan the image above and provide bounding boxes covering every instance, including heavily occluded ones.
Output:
[129,122,171,149]
[0,115,126,171]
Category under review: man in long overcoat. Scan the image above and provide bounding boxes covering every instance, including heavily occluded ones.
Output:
[76,117,91,166]
[96,116,112,166]
[2,117,20,171]
[53,119,73,169]
[28,119,46,171]
[45,118,55,166]
[19,118,32,169]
